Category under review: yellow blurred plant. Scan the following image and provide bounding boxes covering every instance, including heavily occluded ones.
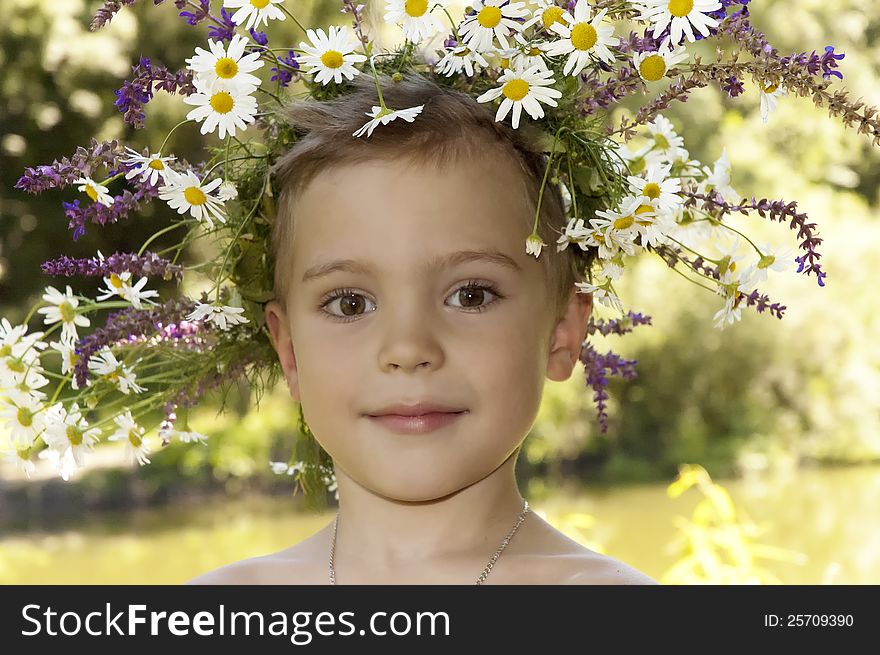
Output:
[662,463,806,584]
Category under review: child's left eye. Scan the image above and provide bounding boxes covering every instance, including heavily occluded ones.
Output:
[318,281,504,323]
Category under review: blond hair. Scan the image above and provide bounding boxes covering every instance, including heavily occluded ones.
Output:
[269,72,593,327]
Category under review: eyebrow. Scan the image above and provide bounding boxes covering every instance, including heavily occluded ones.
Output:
[301,249,523,284]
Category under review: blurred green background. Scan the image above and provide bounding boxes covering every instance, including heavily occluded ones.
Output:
[1,0,879,584]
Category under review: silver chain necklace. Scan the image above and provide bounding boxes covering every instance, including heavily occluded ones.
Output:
[329,498,530,585]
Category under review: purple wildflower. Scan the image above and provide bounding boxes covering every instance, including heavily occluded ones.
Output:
[271,50,301,88]
[207,8,237,43]
[178,0,209,26]
[721,75,745,98]
[41,251,184,283]
[15,140,122,194]
[249,28,269,46]
[580,342,640,434]
[63,180,161,241]
[114,56,196,129]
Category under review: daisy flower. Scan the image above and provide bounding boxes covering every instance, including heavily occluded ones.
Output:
[525,232,547,258]
[589,199,643,258]
[87,346,147,395]
[574,281,625,313]
[122,147,176,186]
[713,292,743,330]
[95,271,160,310]
[270,460,305,475]
[698,147,739,202]
[298,26,368,86]
[509,32,553,73]
[108,410,151,466]
[384,0,446,45]
[751,241,799,283]
[1,363,50,406]
[222,0,286,31]
[40,401,100,477]
[49,340,82,390]
[627,162,683,215]
[644,114,687,162]
[185,33,264,93]
[1,444,36,479]
[632,43,689,82]
[157,425,209,445]
[521,0,568,33]
[634,0,722,45]
[0,394,47,448]
[183,81,258,139]
[544,2,616,75]
[158,169,227,229]
[457,0,530,53]
[599,259,625,282]
[218,180,239,201]
[475,63,563,129]
[760,81,787,123]
[186,302,250,330]
[352,104,425,137]
[556,217,591,253]
[434,45,490,78]
[36,285,90,347]
[72,176,114,207]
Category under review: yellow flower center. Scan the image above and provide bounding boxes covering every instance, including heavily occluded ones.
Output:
[630,157,646,174]
[85,185,99,202]
[455,47,472,57]
[642,182,661,199]
[614,214,634,230]
[17,407,33,427]
[668,0,693,18]
[250,0,270,8]
[594,233,606,245]
[500,57,510,68]
[477,6,502,28]
[110,273,124,289]
[542,7,565,29]
[59,301,75,323]
[502,78,530,101]
[8,357,24,373]
[0,344,10,357]
[321,50,344,69]
[67,425,83,446]
[571,23,598,51]
[758,254,776,269]
[763,83,778,93]
[639,54,667,81]
[148,158,165,170]
[128,429,142,448]
[184,186,207,206]
[215,57,239,79]
[654,133,670,149]
[528,46,541,56]
[404,0,428,17]
[635,204,655,224]
[210,91,234,114]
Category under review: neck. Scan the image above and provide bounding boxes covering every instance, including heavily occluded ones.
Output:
[331,448,526,571]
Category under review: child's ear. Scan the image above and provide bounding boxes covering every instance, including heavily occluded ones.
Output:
[264,300,301,402]
[546,289,593,382]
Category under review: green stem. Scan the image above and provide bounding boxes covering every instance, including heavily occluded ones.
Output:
[277,3,308,34]
[533,125,565,233]
[159,119,191,155]
[137,221,189,257]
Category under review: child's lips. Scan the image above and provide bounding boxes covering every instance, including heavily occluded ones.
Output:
[366,410,468,435]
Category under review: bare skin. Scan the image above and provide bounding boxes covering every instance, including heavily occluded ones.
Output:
[188,148,657,586]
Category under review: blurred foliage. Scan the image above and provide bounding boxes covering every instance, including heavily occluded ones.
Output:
[1,0,879,497]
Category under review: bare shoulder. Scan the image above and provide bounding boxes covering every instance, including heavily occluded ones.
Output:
[185,528,331,585]
[562,552,659,585]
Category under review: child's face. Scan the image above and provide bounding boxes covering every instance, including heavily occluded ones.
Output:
[265,152,591,501]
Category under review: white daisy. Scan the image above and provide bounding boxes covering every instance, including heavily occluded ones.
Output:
[186,33,264,94]
[217,180,239,201]
[122,147,176,186]
[556,217,591,253]
[49,339,82,390]
[40,401,100,474]
[544,2,616,75]
[222,0,286,31]
[458,0,530,53]
[634,0,722,45]
[158,169,227,229]
[185,302,250,330]
[510,32,553,73]
[298,26,368,86]
[632,43,689,82]
[384,0,446,44]
[574,281,625,313]
[759,80,787,123]
[588,199,643,258]
[87,346,147,395]
[36,285,90,347]
[713,292,743,330]
[698,147,738,202]
[0,444,36,479]
[183,82,258,139]
[434,45,490,77]
[750,241,799,283]
[525,233,547,258]
[476,63,563,129]
[270,460,305,475]
[95,270,160,310]
[1,364,51,406]
[108,410,151,466]
[627,162,683,215]
[600,259,625,281]
[352,104,425,137]
[157,425,209,445]
[521,0,568,33]
[644,114,687,163]
[0,394,47,448]
[72,176,114,207]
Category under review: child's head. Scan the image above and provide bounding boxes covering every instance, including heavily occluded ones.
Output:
[264,73,594,501]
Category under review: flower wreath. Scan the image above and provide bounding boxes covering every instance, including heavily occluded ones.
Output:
[3,0,876,507]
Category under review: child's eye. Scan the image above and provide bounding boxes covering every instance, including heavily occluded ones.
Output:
[318,281,504,323]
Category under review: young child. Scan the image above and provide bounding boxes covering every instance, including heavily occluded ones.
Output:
[188,74,656,585]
